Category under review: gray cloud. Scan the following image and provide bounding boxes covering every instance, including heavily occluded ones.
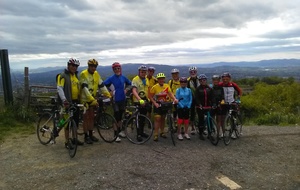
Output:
[1,0,300,69]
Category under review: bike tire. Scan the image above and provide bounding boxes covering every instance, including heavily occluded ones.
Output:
[97,113,118,143]
[168,116,176,146]
[235,114,243,138]
[67,119,78,158]
[37,112,54,145]
[125,114,153,144]
[207,116,219,146]
[223,115,233,145]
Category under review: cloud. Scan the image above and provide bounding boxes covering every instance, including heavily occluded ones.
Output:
[1,0,300,69]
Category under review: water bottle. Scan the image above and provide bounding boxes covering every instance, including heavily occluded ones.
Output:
[57,118,65,128]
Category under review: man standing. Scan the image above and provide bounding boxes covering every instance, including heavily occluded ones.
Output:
[131,65,150,142]
[168,68,181,129]
[187,66,200,134]
[80,58,111,144]
[57,58,84,147]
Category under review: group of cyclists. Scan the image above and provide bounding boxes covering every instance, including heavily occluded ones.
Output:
[57,58,242,148]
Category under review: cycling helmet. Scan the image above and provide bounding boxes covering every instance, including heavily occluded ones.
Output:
[156,73,166,79]
[189,66,197,71]
[67,58,80,66]
[212,75,221,80]
[138,65,147,71]
[148,66,156,71]
[171,68,179,74]
[198,74,207,80]
[179,77,188,83]
[112,62,121,68]
[221,72,231,78]
[87,59,98,66]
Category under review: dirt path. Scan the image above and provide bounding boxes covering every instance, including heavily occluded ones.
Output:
[0,126,299,190]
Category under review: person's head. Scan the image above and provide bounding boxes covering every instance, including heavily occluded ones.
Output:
[221,72,231,84]
[179,77,188,88]
[198,74,207,85]
[212,74,221,86]
[67,58,80,74]
[87,59,98,74]
[156,73,166,85]
[189,66,197,78]
[138,65,147,78]
[147,66,155,77]
[112,62,122,76]
[171,68,180,80]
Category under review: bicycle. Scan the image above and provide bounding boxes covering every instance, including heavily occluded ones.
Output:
[36,96,83,158]
[196,106,219,146]
[95,96,118,143]
[124,102,153,144]
[223,100,243,145]
[159,101,176,146]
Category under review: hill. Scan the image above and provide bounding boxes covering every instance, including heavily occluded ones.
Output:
[3,59,300,87]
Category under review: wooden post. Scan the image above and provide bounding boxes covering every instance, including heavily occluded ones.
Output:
[24,67,29,108]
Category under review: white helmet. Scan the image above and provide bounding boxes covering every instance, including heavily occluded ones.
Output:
[171,68,179,74]
[189,66,197,71]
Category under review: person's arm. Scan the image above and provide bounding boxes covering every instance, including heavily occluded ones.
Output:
[232,82,242,97]
[167,90,178,103]
[149,86,159,108]
[80,72,96,103]
[57,74,67,102]
[124,77,132,94]
[175,88,183,108]
[194,87,200,106]
[188,89,192,108]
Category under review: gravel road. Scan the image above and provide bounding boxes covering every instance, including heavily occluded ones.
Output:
[0,125,299,190]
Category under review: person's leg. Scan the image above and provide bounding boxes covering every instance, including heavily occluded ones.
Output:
[190,99,196,134]
[160,114,167,138]
[83,108,93,144]
[196,108,205,140]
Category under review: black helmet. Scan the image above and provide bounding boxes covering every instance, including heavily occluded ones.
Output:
[221,72,231,78]
[179,77,188,83]
[198,74,207,80]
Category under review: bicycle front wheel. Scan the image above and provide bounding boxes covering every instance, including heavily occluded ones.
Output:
[125,114,153,144]
[66,119,78,158]
[37,112,54,145]
[235,114,243,138]
[207,117,219,146]
[223,115,233,145]
[168,115,176,146]
[97,113,118,143]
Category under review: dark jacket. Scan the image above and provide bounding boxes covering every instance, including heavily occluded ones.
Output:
[194,84,213,107]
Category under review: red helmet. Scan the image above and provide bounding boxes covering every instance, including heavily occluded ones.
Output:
[112,62,121,69]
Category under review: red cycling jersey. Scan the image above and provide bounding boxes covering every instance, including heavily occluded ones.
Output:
[219,82,242,103]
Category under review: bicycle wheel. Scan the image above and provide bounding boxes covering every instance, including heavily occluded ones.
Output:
[66,119,78,158]
[234,114,243,138]
[97,113,118,143]
[207,117,219,146]
[223,115,233,145]
[37,112,54,145]
[125,114,153,144]
[168,115,176,146]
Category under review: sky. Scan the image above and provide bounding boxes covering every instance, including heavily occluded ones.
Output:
[1,0,300,70]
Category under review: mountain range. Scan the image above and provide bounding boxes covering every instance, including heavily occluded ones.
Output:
[3,59,300,87]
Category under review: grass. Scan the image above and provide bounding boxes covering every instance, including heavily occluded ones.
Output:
[0,102,36,143]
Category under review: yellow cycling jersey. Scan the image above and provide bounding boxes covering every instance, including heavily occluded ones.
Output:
[57,74,80,100]
[80,69,110,103]
[150,83,170,102]
[132,76,149,102]
[168,79,181,94]
[146,76,157,89]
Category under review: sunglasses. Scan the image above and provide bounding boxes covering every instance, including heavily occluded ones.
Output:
[200,79,207,81]
[190,71,197,74]
[113,67,121,71]
[69,64,78,67]
[180,81,187,83]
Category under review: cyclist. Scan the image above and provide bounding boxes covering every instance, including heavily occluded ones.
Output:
[146,66,157,119]
[104,62,132,142]
[187,66,200,135]
[168,68,181,129]
[80,59,111,144]
[219,72,242,139]
[131,65,151,142]
[194,74,213,140]
[175,77,192,140]
[211,75,225,138]
[149,73,178,141]
[57,58,84,148]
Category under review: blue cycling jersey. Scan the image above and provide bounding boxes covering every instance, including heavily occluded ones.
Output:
[104,74,131,102]
[175,87,192,109]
